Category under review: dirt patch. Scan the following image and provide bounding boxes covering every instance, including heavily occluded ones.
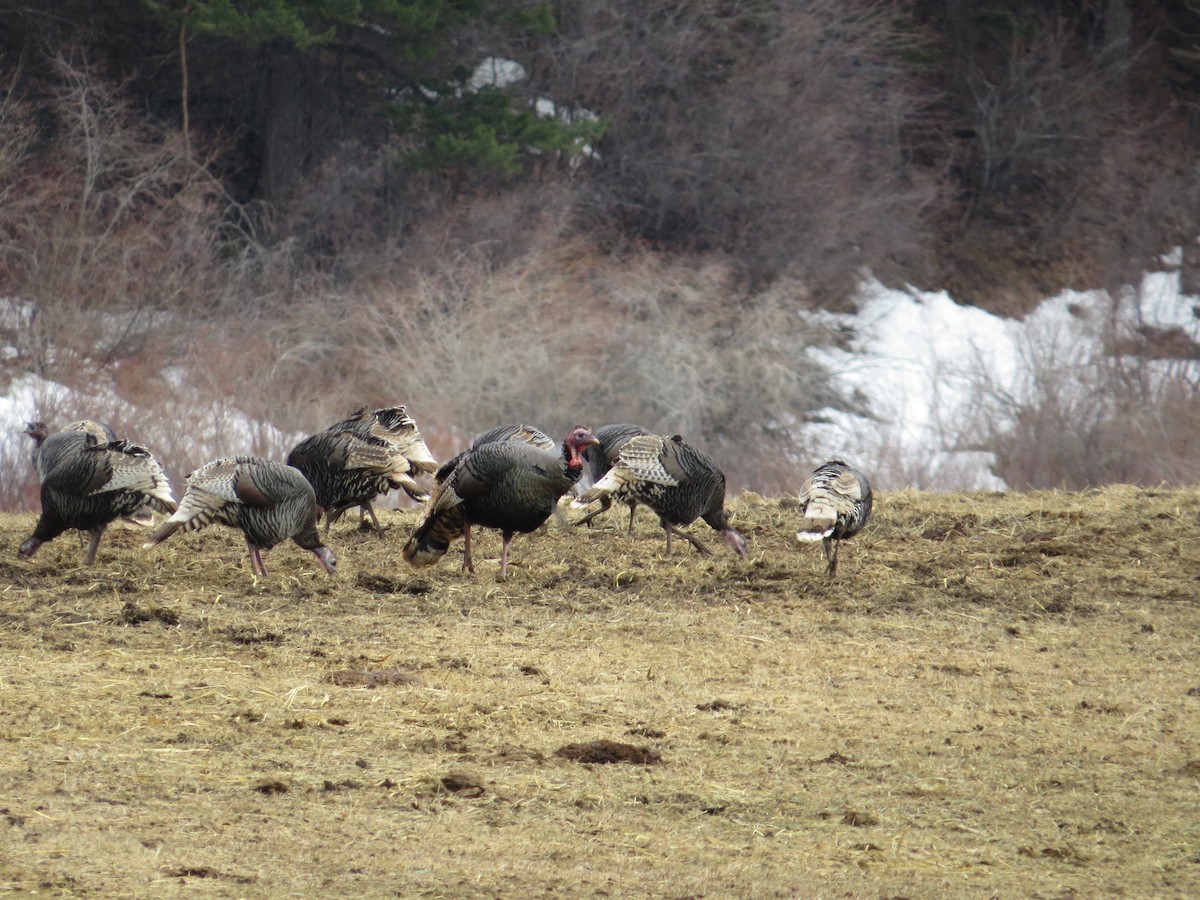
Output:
[118,601,180,626]
[555,740,663,765]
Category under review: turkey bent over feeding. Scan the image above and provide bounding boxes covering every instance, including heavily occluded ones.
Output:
[19,430,177,565]
[403,426,597,579]
[144,457,336,577]
[573,434,747,559]
[287,405,438,534]
[795,460,873,578]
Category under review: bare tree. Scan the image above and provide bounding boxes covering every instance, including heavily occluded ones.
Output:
[543,0,937,295]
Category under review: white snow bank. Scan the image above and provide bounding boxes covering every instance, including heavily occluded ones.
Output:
[804,267,1199,491]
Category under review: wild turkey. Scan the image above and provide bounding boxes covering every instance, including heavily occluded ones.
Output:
[144,457,336,577]
[795,460,873,578]
[572,423,651,533]
[573,433,748,559]
[403,426,597,578]
[18,432,178,565]
[25,419,116,479]
[287,405,438,534]
[26,420,161,527]
[469,423,571,528]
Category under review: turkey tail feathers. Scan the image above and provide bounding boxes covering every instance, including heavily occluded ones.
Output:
[143,519,183,548]
[402,506,465,567]
[573,468,632,507]
[795,460,873,577]
[572,435,676,507]
[83,439,179,514]
[611,435,679,486]
[143,497,216,547]
[396,476,431,502]
[796,500,840,541]
[795,527,835,542]
[142,467,237,547]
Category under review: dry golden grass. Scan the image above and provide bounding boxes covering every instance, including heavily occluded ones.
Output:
[2,486,1199,898]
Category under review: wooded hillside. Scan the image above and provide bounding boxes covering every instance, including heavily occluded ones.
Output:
[1,1,1198,499]
[6,1,1200,306]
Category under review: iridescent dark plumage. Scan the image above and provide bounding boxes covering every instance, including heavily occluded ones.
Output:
[19,430,177,565]
[403,426,597,579]
[468,423,574,529]
[287,406,437,534]
[795,459,873,578]
[145,457,336,577]
[574,433,747,559]
[470,423,557,453]
[25,419,116,479]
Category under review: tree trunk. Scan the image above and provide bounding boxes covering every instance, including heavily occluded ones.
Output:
[258,48,312,206]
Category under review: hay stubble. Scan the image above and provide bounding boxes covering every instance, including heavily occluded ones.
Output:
[1,485,1198,897]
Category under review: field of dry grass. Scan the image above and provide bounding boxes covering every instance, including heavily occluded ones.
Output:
[1,485,1198,898]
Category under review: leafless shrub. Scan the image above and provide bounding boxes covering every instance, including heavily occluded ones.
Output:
[0,57,318,498]
[256,245,838,493]
[937,6,1199,311]
[0,68,37,206]
[549,0,936,294]
[581,260,837,492]
[955,14,1127,210]
[268,140,398,274]
[0,55,237,382]
[265,245,581,442]
[962,289,1200,489]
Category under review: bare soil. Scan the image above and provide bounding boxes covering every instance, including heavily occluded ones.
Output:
[2,486,1198,898]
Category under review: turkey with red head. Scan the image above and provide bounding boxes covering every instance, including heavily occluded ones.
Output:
[572,423,652,533]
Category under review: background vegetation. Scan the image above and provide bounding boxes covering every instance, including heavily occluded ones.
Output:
[1,1,1199,502]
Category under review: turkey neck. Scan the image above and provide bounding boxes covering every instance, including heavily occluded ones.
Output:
[702,508,734,533]
[561,439,585,478]
[291,515,325,553]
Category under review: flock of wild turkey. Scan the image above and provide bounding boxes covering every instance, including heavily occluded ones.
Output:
[17,407,874,580]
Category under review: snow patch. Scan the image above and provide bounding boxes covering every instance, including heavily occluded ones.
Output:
[805,268,1200,491]
[470,57,527,91]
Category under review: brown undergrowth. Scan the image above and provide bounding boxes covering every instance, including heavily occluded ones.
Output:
[1,486,1199,897]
